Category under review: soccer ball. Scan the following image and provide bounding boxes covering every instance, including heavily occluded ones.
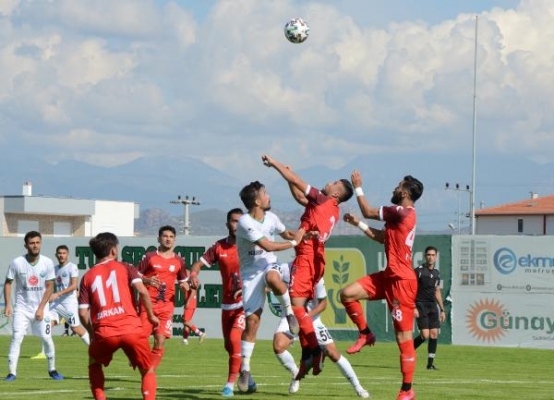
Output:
[284,18,309,44]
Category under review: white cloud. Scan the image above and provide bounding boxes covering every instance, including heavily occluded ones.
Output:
[0,0,553,177]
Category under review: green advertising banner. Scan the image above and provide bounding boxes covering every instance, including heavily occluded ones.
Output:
[323,235,452,344]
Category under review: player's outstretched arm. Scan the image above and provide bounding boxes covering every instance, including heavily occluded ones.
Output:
[351,170,380,220]
[262,154,309,194]
[343,213,384,244]
[257,228,306,252]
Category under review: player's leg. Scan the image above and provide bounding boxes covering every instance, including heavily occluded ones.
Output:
[5,310,31,379]
[238,271,264,393]
[34,315,63,379]
[341,273,383,354]
[414,303,430,350]
[426,308,441,369]
[391,280,418,400]
[88,337,115,400]
[221,309,245,397]
[322,340,370,398]
[60,301,90,345]
[150,306,173,370]
[265,264,298,334]
[122,334,156,400]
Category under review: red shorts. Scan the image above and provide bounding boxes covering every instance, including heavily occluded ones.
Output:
[89,334,152,370]
[289,254,325,299]
[183,293,197,322]
[221,308,245,339]
[357,271,417,332]
[141,302,173,338]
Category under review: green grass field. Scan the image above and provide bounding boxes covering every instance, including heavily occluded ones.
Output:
[0,335,552,400]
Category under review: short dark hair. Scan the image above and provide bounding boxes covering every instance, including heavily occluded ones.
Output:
[425,246,438,255]
[239,181,265,210]
[227,208,244,222]
[89,232,119,259]
[24,231,41,244]
[403,175,424,202]
[158,225,176,237]
[56,245,69,253]
[339,179,354,203]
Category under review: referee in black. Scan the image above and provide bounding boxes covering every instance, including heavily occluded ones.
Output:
[414,246,446,370]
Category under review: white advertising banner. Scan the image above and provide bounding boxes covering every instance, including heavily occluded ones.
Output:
[451,235,554,348]
[0,236,294,340]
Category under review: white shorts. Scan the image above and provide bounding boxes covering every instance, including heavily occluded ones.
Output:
[241,263,286,317]
[50,297,80,327]
[275,316,334,347]
[12,307,53,339]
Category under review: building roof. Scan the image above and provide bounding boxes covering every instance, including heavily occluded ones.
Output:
[475,194,554,216]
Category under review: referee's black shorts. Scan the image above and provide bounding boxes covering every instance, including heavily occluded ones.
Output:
[416,301,440,330]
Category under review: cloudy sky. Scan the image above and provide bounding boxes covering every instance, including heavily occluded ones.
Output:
[1,0,553,230]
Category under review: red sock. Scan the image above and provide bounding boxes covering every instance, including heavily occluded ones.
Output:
[227,328,242,383]
[141,371,157,400]
[88,363,106,400]
[343,301,368,331]
[399,340,416,384]
[151,348,165,370]
[183,327,190,339]
[292,305,319,349]
[190,324,198,333]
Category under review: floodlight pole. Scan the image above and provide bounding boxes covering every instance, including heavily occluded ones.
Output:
[470,15,479,235]
[170,195,200,236]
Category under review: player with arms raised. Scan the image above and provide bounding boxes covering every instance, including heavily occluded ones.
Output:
[341,171,423,400]
[78,232,159,400]
[189,207,245,397]
[262,154,353,377]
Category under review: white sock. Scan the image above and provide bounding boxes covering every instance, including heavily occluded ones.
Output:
[241,341,255,372]
[42,337,56,371]
[80,331,90,345]
[335,355,361,389]
[276,292,293,316]
[7,335,23,375]
[276,350,298,377]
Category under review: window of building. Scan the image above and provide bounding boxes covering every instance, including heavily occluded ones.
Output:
[17,220,39,237]
[53,222,72,237]
[517,218,524,233]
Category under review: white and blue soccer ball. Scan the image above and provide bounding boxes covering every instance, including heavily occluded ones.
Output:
[284,17,309,44]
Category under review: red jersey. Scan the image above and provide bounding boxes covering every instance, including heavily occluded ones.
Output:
[78,260,143,339]
[381,205,417,280]
[199,238,242,309]
[296,186,339,258]
[137,251,187,304]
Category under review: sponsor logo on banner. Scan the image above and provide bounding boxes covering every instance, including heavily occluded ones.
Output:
[493,247,554,275]
[466,298,554,343]
[323,248,366,328]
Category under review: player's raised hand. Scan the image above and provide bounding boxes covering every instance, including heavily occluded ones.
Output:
[351,170,363,188]
[262,154,275,168]
[343,212,360,226]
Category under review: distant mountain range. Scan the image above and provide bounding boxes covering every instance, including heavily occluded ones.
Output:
[1,153,552,234]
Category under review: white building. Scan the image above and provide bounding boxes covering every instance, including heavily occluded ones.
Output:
[475,193,554,235]
[0,182,139,237]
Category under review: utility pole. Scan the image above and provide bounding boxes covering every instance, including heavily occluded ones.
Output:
[170,195,200,236]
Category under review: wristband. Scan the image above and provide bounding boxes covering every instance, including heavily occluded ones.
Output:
[440,309,444,312]
[289,240,298,247]
[357,221,369,232]
[355,187,364,197]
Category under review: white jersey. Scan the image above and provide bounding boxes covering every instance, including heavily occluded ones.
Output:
[5,254,55,311]
[237,211,286,278]
[54,262,79,302]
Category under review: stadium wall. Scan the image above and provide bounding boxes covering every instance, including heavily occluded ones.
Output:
[0,235,551,349]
